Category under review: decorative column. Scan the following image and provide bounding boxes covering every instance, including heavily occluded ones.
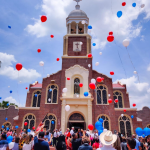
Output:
[87,37,89,54]
[69,23,71,34]
[88,99,92,128]
[84,24,86,34]
[65,37,68,55]
[76,23,78,34]
[67,24,69,34]
[63,37,66,55]
[61,100,66,134]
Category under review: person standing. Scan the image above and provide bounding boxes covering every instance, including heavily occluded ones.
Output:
[121,137,128,150]
[113,135,121,150]
[0,134,9,150]
[126,138,136,150]
[147,135,150,150]
[132,134,142,150]
[70,127,74,136]
[53,129,59,147]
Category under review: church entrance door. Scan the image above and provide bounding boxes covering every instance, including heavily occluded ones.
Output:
[68,113,85,132]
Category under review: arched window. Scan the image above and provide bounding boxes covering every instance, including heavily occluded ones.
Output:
[147,124,150,128]
[43,114,56,132]
[113,91,123,108]
[32,91,41,107]
[97,85,108,104]
[98,115,110,130]
[74,78,80,94]
[119,115,132,137]
[3,122,11,129]
[47,85,58,103]
[23,114,36,129]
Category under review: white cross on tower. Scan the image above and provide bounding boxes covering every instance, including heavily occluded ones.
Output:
[75,42,79,49]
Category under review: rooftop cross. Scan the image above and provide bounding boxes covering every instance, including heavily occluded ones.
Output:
[74,0,82,5]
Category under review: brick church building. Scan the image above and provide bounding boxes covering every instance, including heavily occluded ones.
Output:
[0,0,150,136]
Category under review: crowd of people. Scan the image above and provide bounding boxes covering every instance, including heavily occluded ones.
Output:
[0,126,150,150]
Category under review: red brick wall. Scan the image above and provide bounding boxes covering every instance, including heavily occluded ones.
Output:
[137,107,150,128]
[68,37,87,56]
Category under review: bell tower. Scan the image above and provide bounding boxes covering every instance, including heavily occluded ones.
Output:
[62,0,92,57]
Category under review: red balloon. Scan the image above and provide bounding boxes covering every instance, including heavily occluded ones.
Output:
[24,122,28,126]
[110,71,114,75]
[37,49,41,53]
[89,83,95,90]
[50,35,54,38]
[88,124,94,130]
[101,78,104,81]
[32,126,35,130]
[79,83,83,87]
[107,35,114,42]
[41,15,47,22]
[108,99,112,103]
[88,53,92,58]
[56,58,60,61]
[124,109,126,112]
[67,78,70,80]
[25,87,28,90]
[97,77,102,82]
[133,103,136,107]
[122,2,126,6]
[115,99,118,103]
[16,63,23,71]
[109,31,113,35]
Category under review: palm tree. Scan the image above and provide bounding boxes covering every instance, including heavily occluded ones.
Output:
[0,101,18,109]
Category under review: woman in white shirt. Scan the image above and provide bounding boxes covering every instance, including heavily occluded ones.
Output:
[23,135,33,150]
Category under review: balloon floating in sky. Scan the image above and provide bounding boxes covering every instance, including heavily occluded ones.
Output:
[80,42,83,45]
[97,77,102,82]
[35,94,37,97]
[110,71,114,75]
[7,103,9,106]
[62,88,67,93]
[84,92,88,97]
[141,4,145,8]
[88,64,91,68]
[91,78,96,84]
[108,99,112,104]
[37,49,41,53]
[24,122,28,126]
[107,35,114,42]
[81,20,85,24]
[79,83,83,87]
[133,103,136,107]
[109,31,113,35]
[99,52,102,55]
[131,115,134,119]
[16,63,23,71]
[134,71,137,74]
[117,11,123,18]
[99,118,104,123]
[56,58,60,61]
[10,90,12,93]
[122,2,126,6]
[65,105,70,112]
[50,35,54,38]
[88,53,92,58]
[95,62,99,66]
[121,114,124,117]
[8,26,11,29]
[27,129,31,132]
[5,117,8,121]
[25,87,28,90]
[123,39,130,48]
[88,25,92,29]
[49,89,52,92]
[124,109,126,112]
[88,124,94,130]
[132,3,136,7]
[39,61,44,66]
[89,83,96,90]
[2,125,4,128]
[115,99,118,103]
[51,121,54,124]
[93,43,96,46]
[41,15,47,22]
[67,78,70,80]
[0,97,1,99]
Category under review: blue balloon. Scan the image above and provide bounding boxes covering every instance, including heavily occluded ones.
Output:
[84,92,88,97]
[88,25,92,29]
[99,118,104,123]
[27,129,31,132]
[98,130,103,135]
[143,127,150,136]
[15,126,18,129]
[93,43,96,46]
[117,11,122,18]
[95,121,102,130]
[0,97,2,99]
[7,103,9,107]
[2,125,4,128]
[6,127,9,131]
[7,136,13,143]
[132,3,136,7]
[142,134,145,138]
[51,121,54,124]
[49,89,52,92]
[135,127,143,136]
[10,90,12,93]
[8,26,11,29]
[5,117,8,121]
[35,94,37,97]
[131,115,134,119]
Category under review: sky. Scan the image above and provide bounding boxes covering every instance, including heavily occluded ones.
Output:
[0,0,150,109]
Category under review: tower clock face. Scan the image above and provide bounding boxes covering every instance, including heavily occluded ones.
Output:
[73,41,82,52]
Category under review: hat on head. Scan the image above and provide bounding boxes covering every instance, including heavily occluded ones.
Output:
[100,130,117,146]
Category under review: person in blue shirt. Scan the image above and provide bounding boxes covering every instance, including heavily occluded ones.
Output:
[132,134,142,150]
[34,125,50,150]
[78,137,92,150]
[0,134,9,150]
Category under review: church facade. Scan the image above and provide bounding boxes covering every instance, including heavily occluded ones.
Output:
[0,1,150,136]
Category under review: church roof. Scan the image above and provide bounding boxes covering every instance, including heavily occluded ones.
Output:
[113,83,125,89]
[68,9,87,17]
[31,83,42,88]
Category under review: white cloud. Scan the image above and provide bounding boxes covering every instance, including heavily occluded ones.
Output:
[114,76,150,109]
[4,96,25,107]
[0,52,41,83]
[147,64,150,71]
[25,0,150,49]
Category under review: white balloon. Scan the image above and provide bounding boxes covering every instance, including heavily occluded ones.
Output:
[121,114,124,117]
[123,39,130,48]
[88,64,91,68]
[91,78,96,84]
[35,81,38,84]
[62,88,67,93]
[33,83,35,85]
[134,71,137,74]
[108,94,111,97]
[65,105,70,111]
[99,52,102,55]
[8,86,10,88]
[48,98,51,102]
[81,20,85,24]
[47,74,50,77]
[39,61,44,66]
[103,129,107,132]
[9,142,14,149]
[80,42,83,45]
[76,95,79,98]
[19,81,22,83]
[141,4,145,8]
[95,62,99,66]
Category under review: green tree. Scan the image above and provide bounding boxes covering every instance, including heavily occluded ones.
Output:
[0,101,18,109]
